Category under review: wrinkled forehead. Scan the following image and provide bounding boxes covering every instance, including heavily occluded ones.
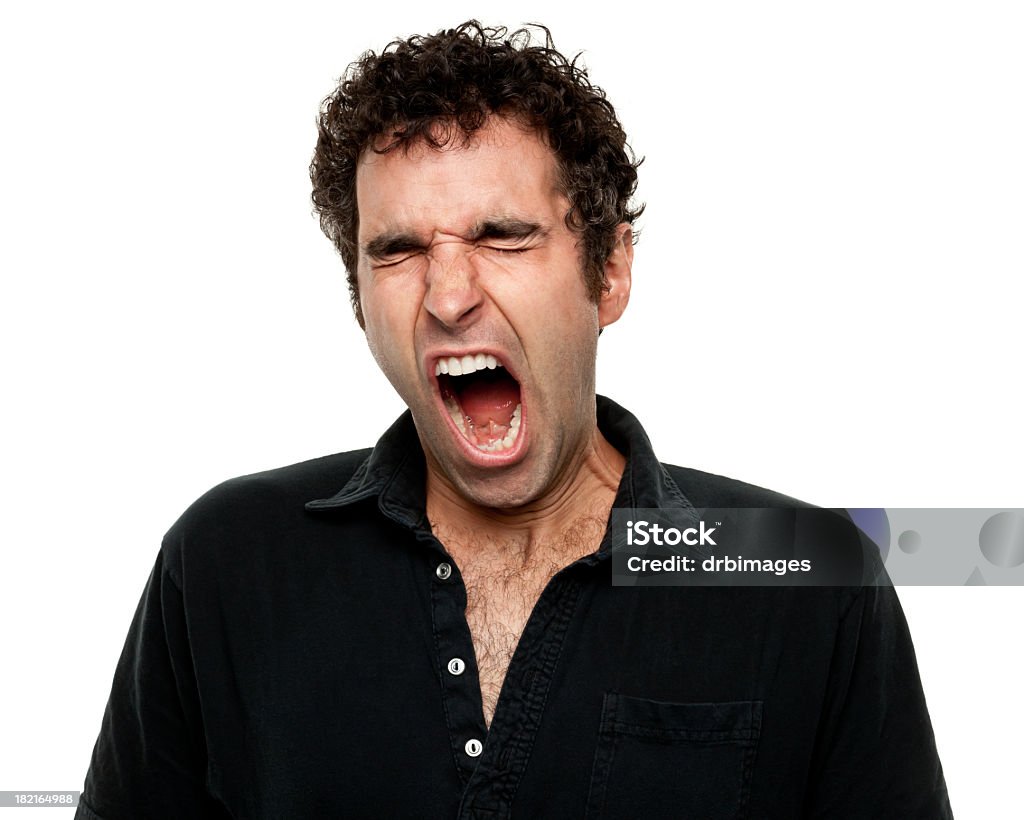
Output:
[354,116,569,242]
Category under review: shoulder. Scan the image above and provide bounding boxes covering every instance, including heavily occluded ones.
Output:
[160,448,372,577]
[177,448,372,522]
[662,463,814,509]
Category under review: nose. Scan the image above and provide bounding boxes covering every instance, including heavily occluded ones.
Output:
[421,244,484,330]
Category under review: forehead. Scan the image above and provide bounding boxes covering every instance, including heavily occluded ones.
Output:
[355,118,566,241]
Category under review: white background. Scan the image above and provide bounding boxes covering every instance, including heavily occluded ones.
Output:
[2,1,1021,816]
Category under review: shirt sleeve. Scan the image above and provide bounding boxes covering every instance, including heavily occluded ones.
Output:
[803,577,954,818]
[77,548,230,820]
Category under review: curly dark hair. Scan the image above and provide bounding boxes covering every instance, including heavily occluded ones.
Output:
[310,20,643,327]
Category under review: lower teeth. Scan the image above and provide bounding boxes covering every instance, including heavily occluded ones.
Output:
[445,401,522,453]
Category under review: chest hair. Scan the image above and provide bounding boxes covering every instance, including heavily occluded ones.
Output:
[432,514,607,726]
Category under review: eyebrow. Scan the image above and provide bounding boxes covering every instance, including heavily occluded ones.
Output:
[362,217,547,260]
[471,217,547,243]
[363,232,426,260]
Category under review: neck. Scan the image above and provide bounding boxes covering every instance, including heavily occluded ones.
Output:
[425,425,626,566]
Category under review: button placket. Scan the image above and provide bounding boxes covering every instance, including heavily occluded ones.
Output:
[456,577,584,817]
[428,548,489,783]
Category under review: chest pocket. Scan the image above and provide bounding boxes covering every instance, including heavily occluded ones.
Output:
[584,692,762,820]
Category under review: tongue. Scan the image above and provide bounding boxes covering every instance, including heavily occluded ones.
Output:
[458,375,519,429]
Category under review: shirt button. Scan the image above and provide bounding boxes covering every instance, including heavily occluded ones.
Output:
[447,657,465,676]
[435,562,452,580]
[465,738,483,757]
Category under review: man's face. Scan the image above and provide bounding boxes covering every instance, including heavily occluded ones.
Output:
[355,116,629,509]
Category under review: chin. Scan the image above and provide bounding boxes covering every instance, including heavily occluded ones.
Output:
[442,459,549,512]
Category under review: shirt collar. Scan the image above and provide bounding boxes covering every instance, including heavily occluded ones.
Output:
[305,395,696,552]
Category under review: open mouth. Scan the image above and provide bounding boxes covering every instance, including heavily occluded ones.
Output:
[434,353,523,454]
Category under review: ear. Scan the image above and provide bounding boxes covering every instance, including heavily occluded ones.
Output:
[598,223,633,329]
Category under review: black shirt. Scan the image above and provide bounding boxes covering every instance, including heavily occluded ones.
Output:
[78,397,952,819]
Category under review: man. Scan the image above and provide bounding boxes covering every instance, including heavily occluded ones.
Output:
[78,21,952,819]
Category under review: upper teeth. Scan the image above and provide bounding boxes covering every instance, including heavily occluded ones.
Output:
[435,353,500,377]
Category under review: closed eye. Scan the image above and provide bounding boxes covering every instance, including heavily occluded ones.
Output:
[371,252,423,269]
[473,218,546,256]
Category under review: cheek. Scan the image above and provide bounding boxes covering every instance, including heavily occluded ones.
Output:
[363,313,404,380]
[360,284,423,389]
[490,255,593,316]
[364,328,415,404]
[522,287,600,346]
[363,323,390,374]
